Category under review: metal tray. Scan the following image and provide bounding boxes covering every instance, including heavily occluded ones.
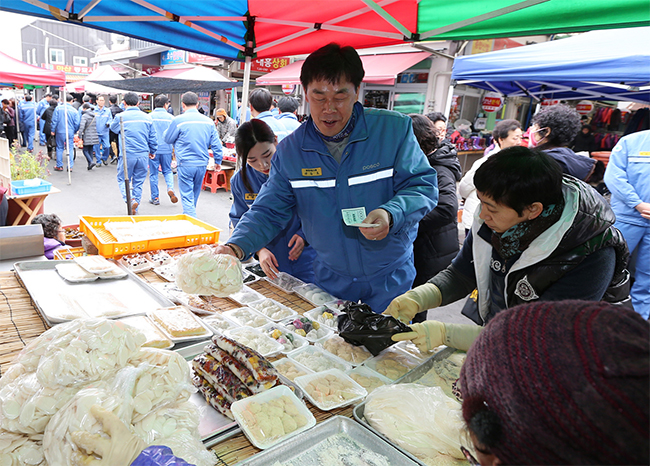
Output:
[235,415,422,465]
[14,260,176,326]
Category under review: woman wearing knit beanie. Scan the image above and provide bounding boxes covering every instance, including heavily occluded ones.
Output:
[459,300,649,465]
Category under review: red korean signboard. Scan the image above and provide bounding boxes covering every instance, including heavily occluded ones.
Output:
[240,57,290,73]
[481,92,504,112]
[576,101,594,114]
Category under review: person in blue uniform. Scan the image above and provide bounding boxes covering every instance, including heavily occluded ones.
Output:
[215,43,438,313]
[36,93,51,146]
[93,96,113,166]
[51,94,81,171]
[149,95,177,206]
[163,91,222,218]
[276,96,301,134]
[248,88,290,141]
[604,129,650,318]
[230,119,316,283]
[110,92,157,214]
[18,95,36,151]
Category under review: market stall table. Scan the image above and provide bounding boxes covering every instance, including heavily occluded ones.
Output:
[6,186,61,226]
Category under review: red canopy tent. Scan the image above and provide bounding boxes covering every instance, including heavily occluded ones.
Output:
[0,51,65,88]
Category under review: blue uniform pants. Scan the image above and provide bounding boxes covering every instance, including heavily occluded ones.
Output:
[177,165,206,218]
[39,119,46,145]
[55,132,75,168]
[21,125,35,151]
[117,155,149,205]
[94,133,110,164]
[615,220,650,318]
[148,152,174,201]
[314,255,416,313]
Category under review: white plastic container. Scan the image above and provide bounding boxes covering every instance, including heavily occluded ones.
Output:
[324,299,353,312]
[363,346,421,381]
[146,307,213,343]
[316,334,373,366]
[281,315,332,344]
[224,326,284,358]
[261,322,309,354]
[346,365,392,394]
[294,369,367,411]
[249,298,298,322]
[200,313,240,335]
[294,284,336,307]
[287,345,351,373]
[120,315,174,350]
[224,307,272,328]
[305,306,341,331]
[229,285,265,305]
[272,357,314,381]
[264,272,304,294]
[231,385,316,449]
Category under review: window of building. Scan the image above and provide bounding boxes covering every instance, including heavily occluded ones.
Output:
[73,56,88,67]
[50,49,64,64]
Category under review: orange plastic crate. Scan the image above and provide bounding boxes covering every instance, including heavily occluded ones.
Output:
[79,215,221,258]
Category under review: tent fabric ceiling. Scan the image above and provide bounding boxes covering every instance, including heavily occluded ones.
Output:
[89,77,242,94]
[256,51,431,86]
[0,1,648,61]
[451,27,650,103]
[0,51,66,87]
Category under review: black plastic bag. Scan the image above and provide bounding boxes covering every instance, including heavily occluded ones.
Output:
[338,302,411,356]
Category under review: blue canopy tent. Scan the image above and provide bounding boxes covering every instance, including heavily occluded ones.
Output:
[451,27,650,104]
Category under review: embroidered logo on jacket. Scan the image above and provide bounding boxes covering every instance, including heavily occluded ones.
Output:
[514,275,539,301]
[302,168,322,176]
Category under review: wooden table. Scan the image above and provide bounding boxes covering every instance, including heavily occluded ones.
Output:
[1,269,354,465]
[6,186,61,226]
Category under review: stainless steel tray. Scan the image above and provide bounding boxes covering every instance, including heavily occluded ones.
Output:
[14,260,176,326]
[235,415,421,465]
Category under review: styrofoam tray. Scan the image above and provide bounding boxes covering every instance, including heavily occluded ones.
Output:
[272,357,314,381]
[261,322,309,354]
[346,365,393,395]
[224,307,273,328]
[294,283,337,307]
[146,307,213,343]
[362,346,421,381]
[294,369,367,411]
[224,326,284,358]
[281,315,333,344]
[229,285,265,306]
[263,272,304,294]
[200,313,241,335]
[316,334,373,367]
[231,385,316,450]
[287,345,351,374]
[249,298,298,322]
[54,263,99,283]
[305,306,341,331]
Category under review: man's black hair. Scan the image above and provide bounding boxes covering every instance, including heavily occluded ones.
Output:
[300,43,364,91]
[425,112,447,124]
[278,96,298,114]
[44,93,52,98]
[181,91,198,106]
[474,146,564,216]
[25,95,33,101]
[154,94,169,108]
[492,119,521,146]
[123,92,139,106]
[109,95,118,104]
[65,94,73,102]
[531,104,581,149]
[248,88,273,113]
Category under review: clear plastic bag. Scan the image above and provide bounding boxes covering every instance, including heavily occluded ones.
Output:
[175,251,243,296]
[0,430,46,465]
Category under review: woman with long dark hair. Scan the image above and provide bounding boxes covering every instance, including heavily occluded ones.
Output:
[229,119,316,282]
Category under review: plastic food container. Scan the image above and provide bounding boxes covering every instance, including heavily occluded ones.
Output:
[249,298,298,322]
[287,345,351,374]
[120,315,174,349]
[118,254,153,273]
[282,315,332,344]
[272,358,314,381]
[244,262,266,278]
[146,307,213,343]
[346,365,392,394]
[262,323,309,354]
[11,178,51,196]
[224,326,284,358]
[294,369,367,411]
[324,299,353,312]
[229,286,265,306]
[363,346,421,381]
[305,306,341,331]
[393,340,431,361]
[294,284,337,307]
[231,385,316,450]
[316,334,372,366]
[242,269,259,285]
[264,272,304,294]
[152,263,177,282]
[224,307,272,328]
[200,313,240,335]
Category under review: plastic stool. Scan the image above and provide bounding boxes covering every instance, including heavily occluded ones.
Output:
[202,169,229,193]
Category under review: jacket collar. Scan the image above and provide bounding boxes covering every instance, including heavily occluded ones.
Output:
[300,102,368,156]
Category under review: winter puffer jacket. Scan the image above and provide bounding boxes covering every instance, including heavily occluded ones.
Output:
[413,142,462,286]
[78,110,99,145]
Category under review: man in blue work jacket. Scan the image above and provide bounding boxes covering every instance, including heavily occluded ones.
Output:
[93,96,113,166]
[163,91,222,218]
[51,94,81,171]
[149,95,177,206]
[18,95,37,151]
[215,43,438,313]
[36,93,52,146]
[110,92,157,214]
[249,88,290,142]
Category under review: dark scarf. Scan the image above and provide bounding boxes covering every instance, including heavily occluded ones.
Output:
[491,201,565,260]
[312,111,357,143]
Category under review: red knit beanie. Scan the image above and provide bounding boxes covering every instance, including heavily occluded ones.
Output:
[460,300,649,465]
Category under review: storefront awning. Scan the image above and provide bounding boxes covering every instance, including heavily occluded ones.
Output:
[256,51,431,86]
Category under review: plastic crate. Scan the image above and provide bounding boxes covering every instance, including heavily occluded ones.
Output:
[53,246,86,260]
[11,179,52,196]
[79,214,221,258]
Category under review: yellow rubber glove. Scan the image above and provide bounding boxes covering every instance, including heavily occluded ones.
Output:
[71,405,146,466]
[392,322,483,352]
[383,283,442,323]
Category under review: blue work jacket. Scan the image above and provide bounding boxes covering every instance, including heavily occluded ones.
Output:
[109,107,157,158]
[230,167,316,282]
[151,108,174,156]
[163,108,222,167]
[229,102,439,280]
[36,98,49,118]
[256,111,290,141]
[277,113,301,134]
[94,105,113,135]
[51,103,80,135]
[18,101,36,128]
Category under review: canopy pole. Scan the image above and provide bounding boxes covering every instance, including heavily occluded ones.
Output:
[443,83,455,121]
[240,55,252,124]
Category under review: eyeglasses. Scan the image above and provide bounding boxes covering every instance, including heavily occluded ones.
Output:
[461,446,480,466]
[459,426,481,466]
